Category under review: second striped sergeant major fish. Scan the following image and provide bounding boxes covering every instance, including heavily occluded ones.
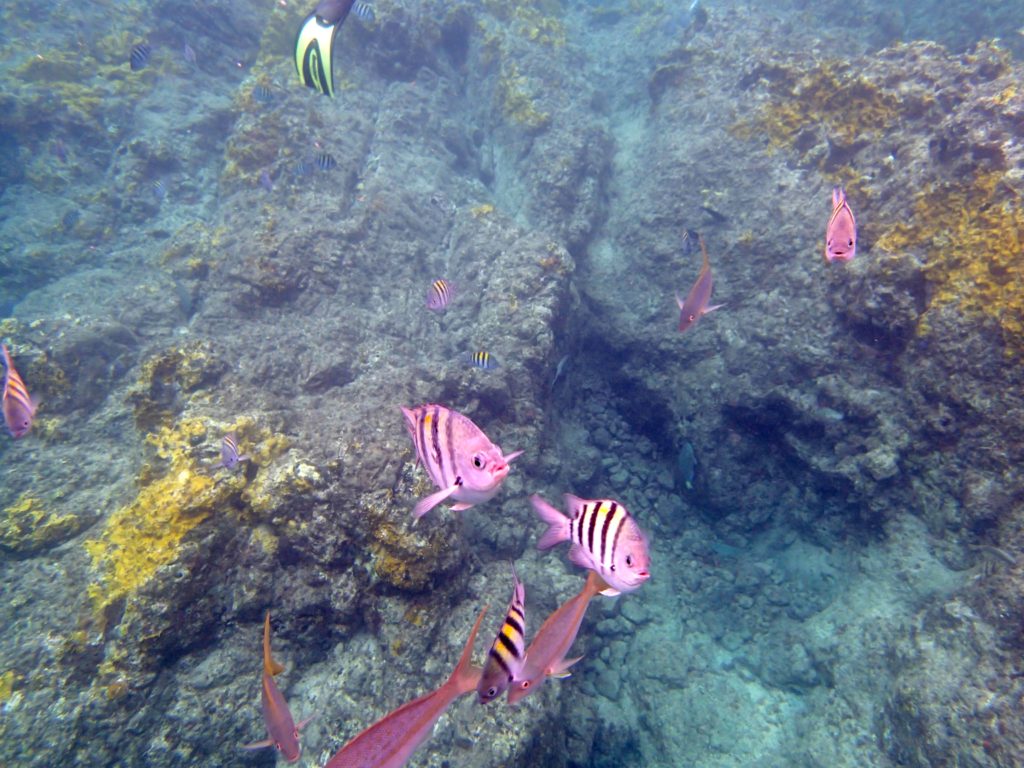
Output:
[129,42,152,71]
[2,344,38,438]
[530,494,651,596]
[425,278,456,312]
[464,351,500,370]
[401,404,523,519]
[215,432,249,471]
[507,570,609,705]
[241,612,313,763]
[323,606,487,768]
[477,564,526,704]
[675,234,722,333]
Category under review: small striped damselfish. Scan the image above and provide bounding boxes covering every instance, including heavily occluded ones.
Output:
[130,43,152,71]
[478,564,526,704]
[531,493,651,595]
[426,278,455,312]
[465,351,499,370]
[1,344,37,438]
[401,404,523,519]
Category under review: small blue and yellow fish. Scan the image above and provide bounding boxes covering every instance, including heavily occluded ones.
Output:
[426,279,455,312]
[477,564,526,704]
[2,344,38,439]
[825,186,857,263]
[464,351,499,370]
[215,432,249,471]
[130,42,152,71]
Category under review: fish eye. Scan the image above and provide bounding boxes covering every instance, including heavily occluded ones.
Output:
[487,686,498,697]
[689,314,696,322]
[847,238,854,246]
[521,680,531,689]
[472,455,483,469]
[626,554,634,567]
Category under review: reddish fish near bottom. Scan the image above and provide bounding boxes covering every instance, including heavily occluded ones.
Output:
[675,235,723,333]
[323,606,488,768]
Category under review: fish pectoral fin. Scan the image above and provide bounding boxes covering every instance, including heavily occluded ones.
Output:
[567,544,593,571]
[240,738,274,751]
[296,714,317,731]
[549,655,584,679]
[703,303,724,315]
[449,502,474,512]
[599,587,622,597]
[412,483,461,519]
[675,291,685,310]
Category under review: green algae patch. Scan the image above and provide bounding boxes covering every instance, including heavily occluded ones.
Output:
[0,493,81,555]
[0,670,19,704]
[83,419,225,613]
[498,61,551,131]
[875,171,1024,353]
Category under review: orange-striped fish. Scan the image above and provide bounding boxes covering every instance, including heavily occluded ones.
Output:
[241,612,312,763]
[323,606,488,768]
[401,404,523,519]
[1,344,37,438]
[531,494,650,596]
[215,432,249,471]
[477,564,526,704]
[425,278,456,312]
[675,234,722,333]
[825,186,857,263]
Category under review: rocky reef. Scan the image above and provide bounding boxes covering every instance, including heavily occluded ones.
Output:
[2,0,1024,767]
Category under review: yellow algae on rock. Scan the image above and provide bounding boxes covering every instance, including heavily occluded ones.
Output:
[83,418,228,613]
[0,493,80,554]
[875,170,1024,352]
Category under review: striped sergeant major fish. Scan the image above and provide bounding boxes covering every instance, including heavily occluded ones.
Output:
[825,186,857,263]
[1,344,38,438]
[530,494,651,596]
[426,278,455,312]
[241,612,313,762]
[675,233,722,333]
[129,42,152,71]
[464,350,499,370]
[477,564,526,704]
[295,0,375,98]
[215,432,249,471]
[323,606,487,768]
[401,404,523,519]
[507,570,609,705]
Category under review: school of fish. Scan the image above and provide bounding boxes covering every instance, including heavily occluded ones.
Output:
[0,16,870,767]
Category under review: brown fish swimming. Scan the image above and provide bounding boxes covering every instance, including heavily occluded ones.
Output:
[675,235,722,333]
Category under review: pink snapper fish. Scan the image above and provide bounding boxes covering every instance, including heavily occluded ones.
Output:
[825,186,857,263]
[531,493,651,596]
[401,404,523,519]
[242,612,313,763]
[675,234,722,332]
[508,571,608,704]
[323,606,488,768]
[2,344,38,438]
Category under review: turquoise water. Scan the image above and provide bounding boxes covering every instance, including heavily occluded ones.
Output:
[2,1,1024,766]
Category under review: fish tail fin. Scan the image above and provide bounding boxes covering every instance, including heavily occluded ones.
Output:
[449,605,488,695]
[262,612,285,677]
[531,494,569,550]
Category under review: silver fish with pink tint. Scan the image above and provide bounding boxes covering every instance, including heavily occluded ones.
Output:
[216,432,249,470]
[825,186,857,263]
[425,278,456,312]
[401,404,523,519]
[675,234,722,333]
[2,344,38,439]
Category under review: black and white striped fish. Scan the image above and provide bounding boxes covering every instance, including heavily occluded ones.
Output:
[215,431,249,471]
[464,351,499,370]
[400,404,523,519]
[352,1,376,22]
[478,564,526,704]
[531,494,651,596]
[130,43,152,71]
[425,278,455,312]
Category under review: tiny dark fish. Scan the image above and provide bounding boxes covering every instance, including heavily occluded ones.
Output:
[51,138,68,164]
[315,152,337,171]
[352,0,376,22]
[259,169,274,192]
[151,179,167,201]
[465,351,500,370]
[252,85,275,104]
[426,278,455,312]
[679,229,700,257]
[215,432,250,471]
[183,42,197,66]
[130,42,152,71]
[699,204,727,223]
